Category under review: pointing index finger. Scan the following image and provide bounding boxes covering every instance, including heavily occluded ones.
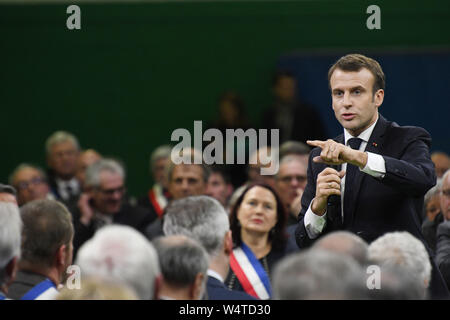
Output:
[307,140,325,148]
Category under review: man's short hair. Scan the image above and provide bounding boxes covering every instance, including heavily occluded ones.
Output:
[149,145,172,174]
[166,151,211,184]
[279,141,311,159]
[8,163,48,187]
[328,53,385,94]
[163,196,229,257]
[313,231,369,266]
[76,225,160,300]
[45,131,80,155]
[0,184,17,197]
[272,249,366,300]
[209,165,232,185]
[0,202,22,287]
[20,199,73,268]
[84,158,125,188]
[153,235,209,289]
[368,231,431,297]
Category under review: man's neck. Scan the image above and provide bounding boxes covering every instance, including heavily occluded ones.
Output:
[19,261,60,287]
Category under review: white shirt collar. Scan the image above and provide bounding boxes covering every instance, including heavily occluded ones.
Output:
[207,269,224,283]
[344,113,379,145]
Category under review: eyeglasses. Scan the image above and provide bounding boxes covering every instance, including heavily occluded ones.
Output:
[15,177,46,190]
[97,186,126,196]
[278,175,307,184]
[441,189,450,198]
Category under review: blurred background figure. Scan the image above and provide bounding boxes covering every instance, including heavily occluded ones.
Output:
[226,183,297,299]
[368,231,432,299]
[272,249,366,300]
[436,169,450,290]
[0,184,17,204]
[56,278,138,300]
[153,235,209,300]
[163,196,255,300]
[279,140,310,167]
[72,159,155,257]
[75,149,102,191]
[76,225,161,300]
[206,165,234,213]
[422,181,443,254]
[431,151,450,180]
[312,231,369,266]
[0,202,22,300]
[262,70,326,144]
[9,164,53,206]
[138,145,172,219]
[8,200,74,300]
[45,131,81,206]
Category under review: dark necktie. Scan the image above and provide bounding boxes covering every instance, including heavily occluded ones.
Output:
[343,138,363,226]
[66,184,73,200]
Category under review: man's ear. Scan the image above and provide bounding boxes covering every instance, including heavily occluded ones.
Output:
[224,230,233,256]
[190,272,205,300]
[374,89,384,107]
[2,257,19,292]
[56,244,67,268]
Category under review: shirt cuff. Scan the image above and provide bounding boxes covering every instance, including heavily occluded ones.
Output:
[304,200,327,239]
[360,152,386,178]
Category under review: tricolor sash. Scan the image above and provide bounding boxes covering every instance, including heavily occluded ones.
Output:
[0,293,6,300]
[21,279,56,300]
[148,184,168,218]
[230,242,272,299]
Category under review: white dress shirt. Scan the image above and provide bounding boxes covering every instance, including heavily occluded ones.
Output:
[304,115,386,239]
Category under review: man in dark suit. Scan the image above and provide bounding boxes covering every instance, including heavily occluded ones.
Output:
[295,53,449,299]
[71,158,156,257]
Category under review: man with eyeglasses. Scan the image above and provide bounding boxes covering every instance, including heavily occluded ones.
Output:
[9,164,54,206]
[436,169,450,289]
[71,158,156,258]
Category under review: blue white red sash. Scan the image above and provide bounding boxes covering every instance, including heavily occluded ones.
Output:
[148,184,168,218]
[0,293,6,300]
[230,242,271,299]
[21,279,56,300]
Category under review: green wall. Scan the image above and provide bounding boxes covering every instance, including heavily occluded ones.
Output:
[1,0,449,196]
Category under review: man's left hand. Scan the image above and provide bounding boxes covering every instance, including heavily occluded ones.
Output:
[307,139,368,169]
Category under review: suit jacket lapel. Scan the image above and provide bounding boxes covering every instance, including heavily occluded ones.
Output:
[347,114,389,226]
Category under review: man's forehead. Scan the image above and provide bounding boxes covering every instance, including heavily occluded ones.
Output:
[330,68,375,88]
[173,164,203,177]
[15,167,41,181]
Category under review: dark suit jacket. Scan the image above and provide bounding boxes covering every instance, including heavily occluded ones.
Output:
[206,276,256,300]
[295,114,449,299]
[436,220,450,289]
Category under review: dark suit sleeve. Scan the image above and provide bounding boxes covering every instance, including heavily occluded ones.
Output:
[436,221,450,289]
[381,127,436,197]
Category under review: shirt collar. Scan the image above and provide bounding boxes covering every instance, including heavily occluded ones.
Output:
[344,113,379,145]
[207,269,224,283]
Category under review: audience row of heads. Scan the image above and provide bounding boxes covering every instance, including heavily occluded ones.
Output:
[424,168,450,222]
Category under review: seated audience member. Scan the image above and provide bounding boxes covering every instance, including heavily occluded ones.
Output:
[8,199,74,300]
[279,140,311,166]
[272,249,366,300]
[275,155,308,226]
[76,225,161,300]
[312,231,369,266]
[0,184,17,204]
[163,196,255,300]
[9,164,53,206]
[153,235,209,300]
[432,151,450,180]
[368,231,432,299]
[206,165,234,213]
[138,145,172,219]
[436,169,450,289]
[56,278,138,300]
[422,181,444,254]
[0,202,22,300]
[145,153,210,240]
[75,149,102,191]
[45,131,81,206]
[225,183,297,299]
[262,70,327,144]
[72,159,156,256]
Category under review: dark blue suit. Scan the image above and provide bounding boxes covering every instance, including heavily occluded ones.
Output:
[206,276,256,300]
[295,114,449,299]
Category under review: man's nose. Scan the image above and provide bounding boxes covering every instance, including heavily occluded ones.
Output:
[343,92,352,107]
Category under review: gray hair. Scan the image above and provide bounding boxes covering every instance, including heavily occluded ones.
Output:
[20,199,74,268]
[442,169,450,184]
[279,140,311,158]
[0,203,22,286]
[8,163,48,186]
[85,159,125,188]
[45,131,80,155]
[272,249,366,300]
[313,231,369,266]
[150,145,172,174]
[368,231,431,297]
[76,225,160,300]
[424,179,442,205]
[0,184,17,197]
[163,196,229,257]
[153,235,209,291]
